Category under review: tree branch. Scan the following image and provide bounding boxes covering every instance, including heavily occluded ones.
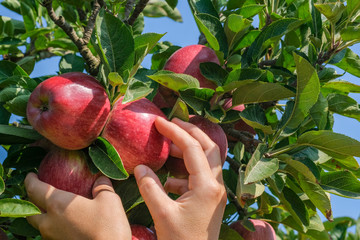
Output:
[82,0,104,43]
[126,0,149,26]
[225,184,247,218]
[124,0,136,21]
[41,0,100,76]
[221,124,261,153]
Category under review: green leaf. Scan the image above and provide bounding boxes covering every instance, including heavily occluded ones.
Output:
[246,18,304,64]
[298,174,333,221]
[232,81,295,105]
[151,45,181,70]
[112,176,142,211]
[0,87,30,102]
[16,56,35,75]
[96,10,135,79]
[281,186,310,228]
[0,199,40,217]
[179,88,214,114]
[0,125,42,144]
[7,218,40,237]
[59,54,85,74]
[4,94,30,116]
[188,0,219,18]
[0,176,4,195]
[3,146,46,171]
[327,93,360,121]
[147,71,200,91]
[341,26,360,42]
[123,78,154,104]
[314,2,346,24]
[165,0,178,9]
[89,137,129,180]
[240,105,275,134]
[310,93,328,130]
[134,33,165,55]
[244,143,279,184]
[322,80,360,93]
[282,156,317,183]
[224,14,252,50]
[168,98,189,121]
[199,62,228,87]
[143,0,182,22]
[347,0,360,21]
[20,2,35,32]
[332,48,360,78]
[280,53,320,135]
[0,60,29,79]
[235,4,265,18]
[194,13,228,55]
[233,30,261,51]
[296,130,360,158]
[320,171,360,199]
[237,169,265,207]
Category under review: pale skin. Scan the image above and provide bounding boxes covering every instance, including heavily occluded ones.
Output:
[25,117,227,240]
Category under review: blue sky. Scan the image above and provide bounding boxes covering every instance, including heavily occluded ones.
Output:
[1,0,359,223]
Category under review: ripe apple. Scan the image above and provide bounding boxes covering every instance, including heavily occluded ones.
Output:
[153,44,220,109]
[131,225,157,240]
[165,115,228,178]
[38,147,100,199]
[230,219,276,240]
[101,97,171,174]
[223,98,256,138]
[27,72,111,150]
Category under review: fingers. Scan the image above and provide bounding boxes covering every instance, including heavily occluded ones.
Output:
[92,176,116,199]
[24,172,56,210]
[134,165,172,218]
[164,178,189,195]
[27,214,45,230]
[155,117,212,179]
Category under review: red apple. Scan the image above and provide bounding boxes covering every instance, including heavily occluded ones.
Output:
[230,219,276,240]
[131,225,157,240]
[38,147,100,199]
[27,72,111,150]
[101,97,171,174]
[153,45,220,109]
[165,115,228,178]
[223,98,256,138]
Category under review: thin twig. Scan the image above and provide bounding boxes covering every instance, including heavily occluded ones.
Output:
[124,0,136,21]
[126,0,149,25]
[225,184,247,218]
[221,124,261,153]
[226,156,241,173]
[41,0,100,75]
[82,0,104,43]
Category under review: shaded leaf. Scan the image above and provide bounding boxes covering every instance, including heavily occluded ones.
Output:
[0,125,42,144]
[321,171,360,199]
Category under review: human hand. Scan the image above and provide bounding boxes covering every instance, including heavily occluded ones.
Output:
[25,173,131,240]
[134,117,227,240]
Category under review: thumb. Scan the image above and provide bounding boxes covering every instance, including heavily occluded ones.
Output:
[134,165,171,217]
[92,175,116,199]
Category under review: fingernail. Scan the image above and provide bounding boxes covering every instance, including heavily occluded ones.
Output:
[95,176,110,185]
[134,165,147,179]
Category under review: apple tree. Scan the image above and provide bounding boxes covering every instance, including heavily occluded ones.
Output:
[1,0,360,239]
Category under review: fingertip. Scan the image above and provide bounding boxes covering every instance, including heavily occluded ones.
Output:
[92,176,115,199]
[24,172,38,187]
[134,164,149,180]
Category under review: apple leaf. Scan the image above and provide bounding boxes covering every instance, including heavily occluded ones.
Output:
[244,144,279,184]
[322,80,360,93]
[194,13,228,55]
[232,81,295,105]
[95,10,134,79]
[0,176,4,195]
[147,71,200,91]
[89,137,129,180]
[59,54,85,74]
[279,53,320,135]
[245,18,304,64]
[143,0,182,22]
[331,48,360,78]
[239,105,275,134]
[282,156,317,183]
[0,125,42,144]
[320,171,360,199]
[310,93,328,130]
[0,60,29,79]
[7,218,40,237]
[3,146,46,171]
[122,77,155,104]
[199,62,228,87]
[112,177,142,211]
[188,0,219,18]
[179,88,214,115]
[327,93,360,121]
[0,199,41,217]
[296,130,360,158]
[314,2,346,24]
[4,94,29,117]
[233,30,261,51]
[0,87,30,102]
[235,4,265,18]
[298,174,333,221]
[168,98,189,121]
[236,169,265,207]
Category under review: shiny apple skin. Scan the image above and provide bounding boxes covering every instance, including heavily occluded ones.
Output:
[38,147,100,199]
[101,98,171,174]
[27,72,111,150]
[230,219,276,240]
[131,225,157,240]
